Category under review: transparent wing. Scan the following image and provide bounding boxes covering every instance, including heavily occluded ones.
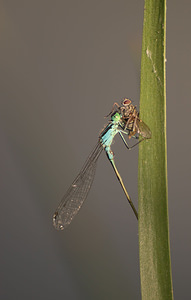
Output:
[137,120,152,139]
[53,142,103,230]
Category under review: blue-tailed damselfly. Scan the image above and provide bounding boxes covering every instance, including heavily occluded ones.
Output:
[53,99,151,230]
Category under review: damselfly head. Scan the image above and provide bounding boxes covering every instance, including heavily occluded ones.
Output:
[111,111,121,122]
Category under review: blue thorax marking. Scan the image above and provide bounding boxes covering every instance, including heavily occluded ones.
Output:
[99,120,120,160]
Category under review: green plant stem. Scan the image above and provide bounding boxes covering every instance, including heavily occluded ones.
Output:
[138,0,173,299]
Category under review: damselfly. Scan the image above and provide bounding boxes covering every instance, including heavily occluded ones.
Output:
[53,99,151,230]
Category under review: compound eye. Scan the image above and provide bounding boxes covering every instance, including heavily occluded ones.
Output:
[111,112,120,121]
[122,98,131,106]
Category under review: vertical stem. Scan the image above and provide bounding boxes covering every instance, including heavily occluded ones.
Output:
[138,0,173,299]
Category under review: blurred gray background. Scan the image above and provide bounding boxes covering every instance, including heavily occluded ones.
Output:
[0,1,190,299]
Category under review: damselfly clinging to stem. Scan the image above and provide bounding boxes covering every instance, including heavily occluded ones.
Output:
[53,98,151,230]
